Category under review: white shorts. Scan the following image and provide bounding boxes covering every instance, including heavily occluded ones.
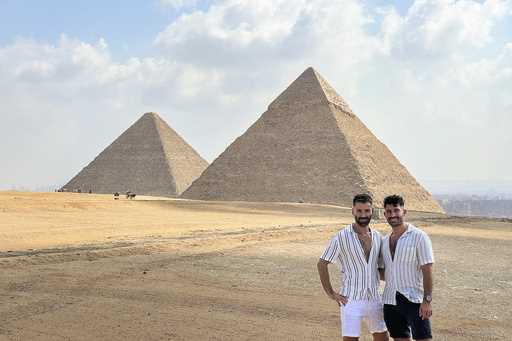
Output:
[340,299,387,337]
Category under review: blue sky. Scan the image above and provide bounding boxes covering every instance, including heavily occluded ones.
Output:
[0,0,511,192]
[0,0,173,59]
[0,0,414,59]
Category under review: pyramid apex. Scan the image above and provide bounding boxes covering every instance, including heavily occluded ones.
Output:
[296,66,317,79]
[268,68,352,113]
[142,112,161,118]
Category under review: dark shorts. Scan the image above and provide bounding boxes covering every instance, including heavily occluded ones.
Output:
[383,292,432,340]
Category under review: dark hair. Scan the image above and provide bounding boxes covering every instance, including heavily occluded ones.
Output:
[353,193,373,206]
[383,194,404,207]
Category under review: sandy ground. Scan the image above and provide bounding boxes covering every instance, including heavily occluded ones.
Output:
[0,192,511,340]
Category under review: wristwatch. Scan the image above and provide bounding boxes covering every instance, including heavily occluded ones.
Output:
[423,294,432,303]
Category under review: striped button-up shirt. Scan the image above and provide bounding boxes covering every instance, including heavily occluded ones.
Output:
[381,224,434,305]
[320,224,383,300]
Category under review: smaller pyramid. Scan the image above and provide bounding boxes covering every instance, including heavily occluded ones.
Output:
[62,112,208,197]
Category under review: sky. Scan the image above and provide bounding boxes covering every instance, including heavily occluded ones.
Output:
[0,0,511,193]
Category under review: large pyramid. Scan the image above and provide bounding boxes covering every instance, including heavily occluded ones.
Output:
[63,112,208,197]
[182,67,443,213]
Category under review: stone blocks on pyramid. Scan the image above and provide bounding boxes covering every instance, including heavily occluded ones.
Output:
[62,112,208,197]
[182,67,443,213]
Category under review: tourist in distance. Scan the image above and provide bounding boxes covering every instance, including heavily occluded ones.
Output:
[380,194,434,341]
[317,194,389,341]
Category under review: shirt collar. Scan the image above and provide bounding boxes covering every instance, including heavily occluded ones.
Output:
[384,223,414,238]
[398,223,414,239]
[349,223,373,234]
[404,223,414,234]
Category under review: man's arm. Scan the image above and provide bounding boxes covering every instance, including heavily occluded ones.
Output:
[317,259,347,306]
[419,263,433,320]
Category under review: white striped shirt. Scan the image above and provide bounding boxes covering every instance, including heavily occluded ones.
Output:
[381,224,434,305]
[320,224,383,300]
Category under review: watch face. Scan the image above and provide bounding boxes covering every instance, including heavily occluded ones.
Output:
[425,295,432,302]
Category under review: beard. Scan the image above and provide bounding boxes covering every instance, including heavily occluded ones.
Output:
[387,217,403,227]
[355,216,371,227]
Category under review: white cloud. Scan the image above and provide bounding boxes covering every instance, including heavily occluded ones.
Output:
[155,0,379,66]
[153,0,382,110]
[0,36,227,189]
[329,0,512,181]
[381,0,511,59]
[1,0,512,190]
[156,1,301,47]
[448,42,512,84]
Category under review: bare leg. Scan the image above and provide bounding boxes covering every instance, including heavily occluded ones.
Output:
[372,331,389,341]
[343,337,359,341]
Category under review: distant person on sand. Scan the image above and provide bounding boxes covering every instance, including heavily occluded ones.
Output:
[380,195,434,341]
[317,194,389,341]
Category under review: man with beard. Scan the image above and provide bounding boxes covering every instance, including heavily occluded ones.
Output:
[381,195,434,341]
[317,194,389,341]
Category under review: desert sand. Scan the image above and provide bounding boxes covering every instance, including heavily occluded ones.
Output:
[0,191,510,340]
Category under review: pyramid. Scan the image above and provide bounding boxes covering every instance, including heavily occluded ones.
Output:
[181,67,443,213]
[62,112,208,197]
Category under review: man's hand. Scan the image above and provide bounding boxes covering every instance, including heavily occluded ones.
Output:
[329,292,348,306]
[419,301,432,320]
[317,259,348,306]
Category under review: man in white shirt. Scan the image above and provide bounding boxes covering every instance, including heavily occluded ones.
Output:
[381,195,434,341]
[317,194,389,341]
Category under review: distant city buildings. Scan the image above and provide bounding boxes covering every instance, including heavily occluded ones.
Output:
[435,194,512,219]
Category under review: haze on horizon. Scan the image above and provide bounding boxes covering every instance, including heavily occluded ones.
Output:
[1,0,511,193]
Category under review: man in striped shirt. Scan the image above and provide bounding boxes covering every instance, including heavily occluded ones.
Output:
[317,194,389,341]
[381,195,434,341]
